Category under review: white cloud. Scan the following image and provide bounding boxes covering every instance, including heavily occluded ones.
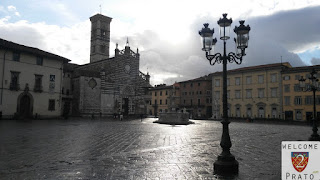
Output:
[0,16,11,23]
[6,5,21,17]
[1,1,320,85]
[0,19,90,64]
[7,5,17,11]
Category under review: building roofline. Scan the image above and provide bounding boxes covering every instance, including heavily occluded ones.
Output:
[210,62,292,76]
[149,85,174,90]
[178,75,212,83]
[90,13,112,22]
[0,38,71,63]
[282,64,320,74]
[76,57,115,69]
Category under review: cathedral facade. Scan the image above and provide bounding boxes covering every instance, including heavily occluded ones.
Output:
[67,14,151,117]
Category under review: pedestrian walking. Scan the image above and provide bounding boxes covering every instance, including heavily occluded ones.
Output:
[120,113,123,121]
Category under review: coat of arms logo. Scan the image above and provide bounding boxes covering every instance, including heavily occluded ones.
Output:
[291,152,309,172]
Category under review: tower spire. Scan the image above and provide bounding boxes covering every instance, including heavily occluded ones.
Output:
[126,37,129,47]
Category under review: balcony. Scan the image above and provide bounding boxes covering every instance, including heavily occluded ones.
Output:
[9,83,20,91]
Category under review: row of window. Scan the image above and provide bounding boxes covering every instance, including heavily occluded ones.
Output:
[152,91,169,96]
[151,99,168,105]
[214,73,278,87]
[182,82,202,88]
[284,96,320,106]
[284,84,315,92]
[283,74,315,81]
[182,91,204,96]
[182,98,212,106]
[12,52,43,65]
[10,71,55,92]
[214,88,279,99]
[215,106,279,119]
[151,98,212,106]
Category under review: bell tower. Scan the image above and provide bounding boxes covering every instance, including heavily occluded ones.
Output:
[90,14,112,63]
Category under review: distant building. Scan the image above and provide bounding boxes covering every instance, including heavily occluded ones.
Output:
[282,65,320,121]
[148,84,180,117]
[211,62,291,120]
[0,38,70,119]
[66,14,152,117]
[179,76,212,119]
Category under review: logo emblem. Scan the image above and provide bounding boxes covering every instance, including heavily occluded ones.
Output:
[291,152,309,172]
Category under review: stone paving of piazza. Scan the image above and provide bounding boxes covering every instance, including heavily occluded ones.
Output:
[0,117,312,180]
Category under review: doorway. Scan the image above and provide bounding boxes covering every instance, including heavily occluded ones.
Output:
[17,93,33,119]
[122,98,129,116]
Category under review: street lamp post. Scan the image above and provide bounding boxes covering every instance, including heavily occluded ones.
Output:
[199,14,250,176]
[299,69,320,141]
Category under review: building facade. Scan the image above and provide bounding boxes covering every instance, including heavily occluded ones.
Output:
[282,65,320,122]
[68,13,152,117]
[212,63,291,120]
[148,84,180,117]
[0,38,70,119]
[179,76,212,119]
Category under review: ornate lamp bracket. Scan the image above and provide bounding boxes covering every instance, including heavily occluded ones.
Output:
[205,52,223,66]
[227,52,243,64]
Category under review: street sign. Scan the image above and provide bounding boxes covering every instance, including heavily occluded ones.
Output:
[282,141,320,180]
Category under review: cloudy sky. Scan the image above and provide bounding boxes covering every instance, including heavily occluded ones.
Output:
[1,0,320,85]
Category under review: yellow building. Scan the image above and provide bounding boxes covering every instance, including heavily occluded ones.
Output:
[282,65,320,121]
[148,84,180,117]
[212,62,292,120]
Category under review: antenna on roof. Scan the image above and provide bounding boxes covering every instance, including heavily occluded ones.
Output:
[99,4,102,14]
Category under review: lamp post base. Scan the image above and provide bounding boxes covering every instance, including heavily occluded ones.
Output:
[309,125,320,141]
[214,153,239,176]
[309,134,320,141]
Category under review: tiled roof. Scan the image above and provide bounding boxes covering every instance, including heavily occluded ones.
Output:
[0,38,71,62]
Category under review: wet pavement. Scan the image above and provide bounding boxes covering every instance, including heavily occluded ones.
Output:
[0,118,312,179]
